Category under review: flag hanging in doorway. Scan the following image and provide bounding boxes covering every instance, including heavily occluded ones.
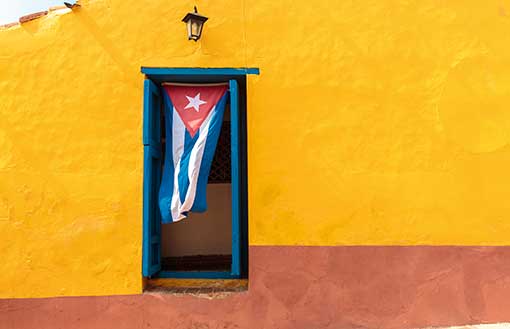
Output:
[158,83,228,223]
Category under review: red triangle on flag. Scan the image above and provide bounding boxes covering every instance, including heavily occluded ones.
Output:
[163,84,228,137]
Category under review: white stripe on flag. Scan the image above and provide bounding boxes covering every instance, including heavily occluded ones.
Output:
[179,105,216,214]
[172,108,185,167]
[170,107,185,221]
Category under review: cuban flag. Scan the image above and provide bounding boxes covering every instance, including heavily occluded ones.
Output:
[158,83,228,223]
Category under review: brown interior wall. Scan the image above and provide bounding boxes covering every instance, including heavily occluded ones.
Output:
[161,184,232,257]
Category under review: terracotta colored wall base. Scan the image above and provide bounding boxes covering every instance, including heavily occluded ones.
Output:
[3,246,510,329]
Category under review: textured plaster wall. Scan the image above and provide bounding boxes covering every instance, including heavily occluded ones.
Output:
[1,0,510,298]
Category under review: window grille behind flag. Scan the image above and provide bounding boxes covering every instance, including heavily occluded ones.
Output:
[209,124,231,184]
[158,83,228,223]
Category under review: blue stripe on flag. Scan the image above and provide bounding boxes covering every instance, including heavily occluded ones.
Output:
[159,90,175,223]
[191,93,228,212]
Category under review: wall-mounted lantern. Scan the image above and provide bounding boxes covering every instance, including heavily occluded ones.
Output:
[182,6,208,41]
[64,1,81,9]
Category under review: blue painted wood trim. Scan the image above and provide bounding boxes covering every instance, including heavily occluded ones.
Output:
[141,67,260,76]
[142,146,152,276]
[229,79,241,277]
[143,145,162,276]
[156,271,240,279]
[143,79,160,146]
[142,78,162,277]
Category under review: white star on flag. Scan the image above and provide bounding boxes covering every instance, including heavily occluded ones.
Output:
[184,93,207,112]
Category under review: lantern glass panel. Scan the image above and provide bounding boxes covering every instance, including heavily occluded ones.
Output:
[186,20,192,39]
[196,23,203,39]
[191,20,202,40]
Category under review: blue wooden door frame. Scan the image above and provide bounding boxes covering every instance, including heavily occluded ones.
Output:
[141,67,258,279]
[229,79,241,277]
[142,79,162,277]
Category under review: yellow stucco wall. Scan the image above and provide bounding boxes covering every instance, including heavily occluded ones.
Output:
[2,0,510,297]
